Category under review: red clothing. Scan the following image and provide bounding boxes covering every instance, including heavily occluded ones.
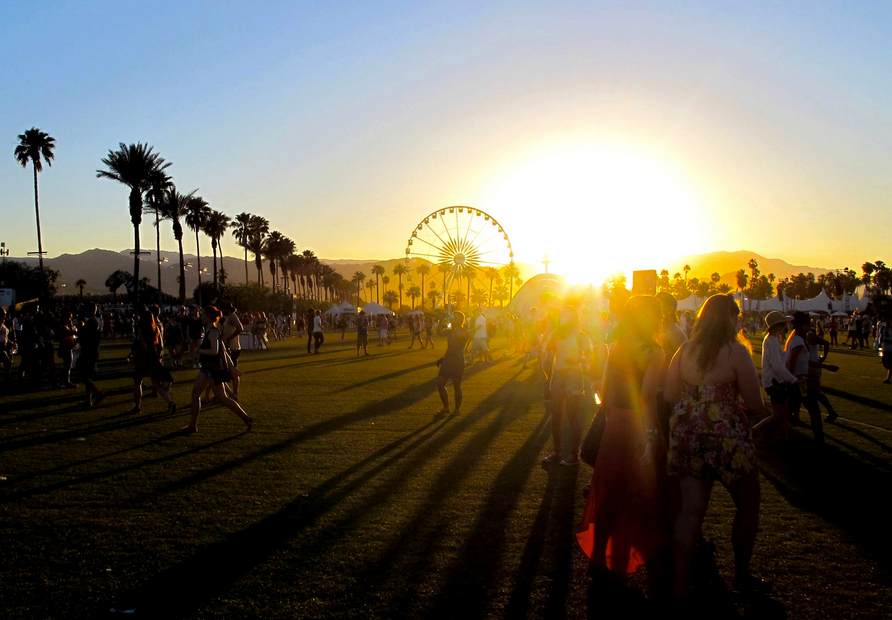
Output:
[576,406,669,575]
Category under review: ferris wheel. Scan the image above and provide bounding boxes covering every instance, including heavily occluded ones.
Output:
[405,206,514,307]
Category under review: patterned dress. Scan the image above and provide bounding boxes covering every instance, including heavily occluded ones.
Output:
[668,381,757,486]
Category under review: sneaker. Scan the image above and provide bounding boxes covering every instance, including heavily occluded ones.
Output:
[560,455,580,466]
[825,412,839,423]
[128,407,141,414]
[542,451,561,463]
[450,409,461,416]
[167,402,177,415]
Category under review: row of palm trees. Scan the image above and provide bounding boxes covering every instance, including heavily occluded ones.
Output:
[91,141,357,305]
[350,261,523,311]
[15,132,524,308]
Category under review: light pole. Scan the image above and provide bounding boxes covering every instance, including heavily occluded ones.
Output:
[60,283,67,303]
[542,254,551,274]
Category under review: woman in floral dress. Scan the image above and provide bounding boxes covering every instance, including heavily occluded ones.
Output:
[664,294,771,596]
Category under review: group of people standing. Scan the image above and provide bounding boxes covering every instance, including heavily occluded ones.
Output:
[537,293,835,602]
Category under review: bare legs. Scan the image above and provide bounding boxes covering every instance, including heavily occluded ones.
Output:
[185,373,252,433]
[753,401,790,440]
[133,376,173,412]
[672,472,760,596]
[548,395,583,459]
[437,376,462,414]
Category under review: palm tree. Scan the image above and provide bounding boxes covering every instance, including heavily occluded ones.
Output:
[393,263,408,311]
[484,267,500,305]
[97,143,171,303]
[502,262,520,303]
[464,265,477,311]
[247,215,270,285]
[437,263,452,304]
[185,196,211,303]
[683,264,692,285]
[277,237,296,292]
[353,271,366,304]
[157,187,196,303]
[143,167,173,306]
[426,289,440,309]
[383,290,399,310]
[407,285,422,310]
[735,269,749,293]
[74,279,87,299]
[382,275,390,293]
[262,231,286,292]
[232,212,254,284]
[416,263,431,309]
[14,128,56,290]
[302,250,319,300]
[204,210,231,290]
[371,264,385,304]
[366,279,377,302]
[493,283,509,308]
[105,270,133,303]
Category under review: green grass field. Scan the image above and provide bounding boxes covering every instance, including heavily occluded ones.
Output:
[1,332,891,619]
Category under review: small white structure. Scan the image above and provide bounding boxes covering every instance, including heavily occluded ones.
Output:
[359,302,392,316]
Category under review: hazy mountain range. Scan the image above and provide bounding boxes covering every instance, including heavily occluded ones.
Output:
[664,250,831,286]
[4,250,539,295]
[4,248,834,295]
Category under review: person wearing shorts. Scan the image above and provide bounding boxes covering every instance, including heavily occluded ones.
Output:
[754,311,799,441]
[356,311,370,356]
[183,306,252,433]
[541,306,591,466]
[221,302,244,399]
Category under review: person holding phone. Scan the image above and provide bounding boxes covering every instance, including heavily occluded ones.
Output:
[435,312,469,416]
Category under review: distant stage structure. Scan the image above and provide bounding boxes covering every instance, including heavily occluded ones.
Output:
[405,207,514,308]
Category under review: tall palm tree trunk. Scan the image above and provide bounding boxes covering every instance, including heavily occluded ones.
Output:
[130,188,142,303]
[155,208,162,306]
[244,247,249,284]
[195,229,203,306]
[177,237,186,303]
[212,241,218,290]
[32,165,46,284]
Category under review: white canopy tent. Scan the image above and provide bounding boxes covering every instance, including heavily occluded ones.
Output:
[358,302,392,316]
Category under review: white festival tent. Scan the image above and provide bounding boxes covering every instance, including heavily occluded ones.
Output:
[358,302,393,316]
[324,301,357,315]
[673,290,870,315]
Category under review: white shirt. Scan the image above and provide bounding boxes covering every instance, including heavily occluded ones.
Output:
[762,333,798,388]
[784,334,809,377]
[474,315,487,339]
[313,316,323,333]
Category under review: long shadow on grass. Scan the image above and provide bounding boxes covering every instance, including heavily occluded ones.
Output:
[157,363,494,495]
[0,386,133,420]
[106,371,532,618]
[502,461,581,618]
[831,420,892,454]
[822,386,892,415]
[758,437,892,574]
[333,360,440,392]
[0,433,240,505]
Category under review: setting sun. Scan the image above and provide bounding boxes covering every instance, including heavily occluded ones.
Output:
[482,142,707,285]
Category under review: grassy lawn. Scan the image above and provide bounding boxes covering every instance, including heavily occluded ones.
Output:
[1,332,891,619]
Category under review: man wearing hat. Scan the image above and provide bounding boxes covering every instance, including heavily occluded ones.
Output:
[753,311,798,440]
[221,302,244,400]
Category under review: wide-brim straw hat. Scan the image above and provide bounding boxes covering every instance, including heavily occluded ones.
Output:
[764,311,792,330]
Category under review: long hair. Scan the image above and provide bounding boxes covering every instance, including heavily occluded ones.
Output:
[689,294,742,372]
[137,309,160,350]
[613,296,661,350]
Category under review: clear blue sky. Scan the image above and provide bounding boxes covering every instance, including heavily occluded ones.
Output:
[2,1,891,282]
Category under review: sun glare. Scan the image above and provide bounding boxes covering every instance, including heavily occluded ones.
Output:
[482,143,706,286]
